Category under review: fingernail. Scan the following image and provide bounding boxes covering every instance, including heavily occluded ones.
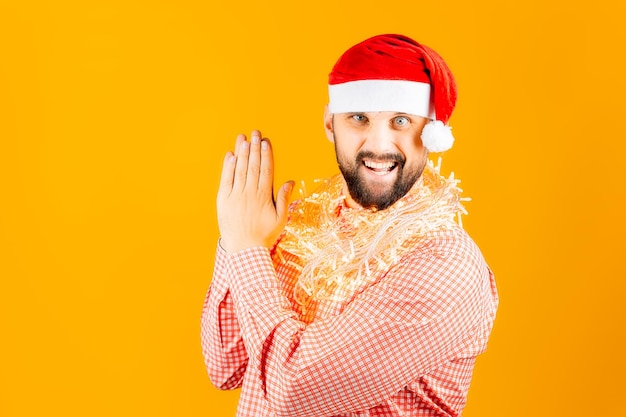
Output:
[261,140,268,151]
[251,134,260,144]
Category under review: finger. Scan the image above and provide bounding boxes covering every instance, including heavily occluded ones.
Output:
[275,181,295,224]
[258,138,275,198]
[234,133,246,157]
[246,130,262,190]
[232,138,249,192]
[217,151,236,200]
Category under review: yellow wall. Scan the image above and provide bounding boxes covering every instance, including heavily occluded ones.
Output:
[1,1,625,415]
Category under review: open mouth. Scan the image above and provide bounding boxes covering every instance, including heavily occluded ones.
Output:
[363,160,398,175]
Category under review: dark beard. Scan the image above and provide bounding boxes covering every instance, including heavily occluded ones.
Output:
[336,149,425,211]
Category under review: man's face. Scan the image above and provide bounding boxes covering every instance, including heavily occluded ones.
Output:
[324,109,429,210]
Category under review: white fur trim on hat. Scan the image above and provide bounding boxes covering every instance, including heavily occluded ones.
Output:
[328,80,434,118]
[421,120,454,153]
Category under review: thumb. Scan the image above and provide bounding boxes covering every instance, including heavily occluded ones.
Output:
[275,181,295,223]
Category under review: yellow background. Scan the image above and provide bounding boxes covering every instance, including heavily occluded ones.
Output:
[1,0,625,415]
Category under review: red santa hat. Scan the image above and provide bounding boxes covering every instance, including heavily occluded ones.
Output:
[328,34,457,153]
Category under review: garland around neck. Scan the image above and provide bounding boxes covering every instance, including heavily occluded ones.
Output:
[277,158,469,315]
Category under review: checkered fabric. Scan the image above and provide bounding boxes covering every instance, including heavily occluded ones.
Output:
[201,220,498,416]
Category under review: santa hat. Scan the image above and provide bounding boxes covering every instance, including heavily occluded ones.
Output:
[328,34,457,153]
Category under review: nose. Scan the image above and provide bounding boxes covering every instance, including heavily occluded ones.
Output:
[363,116,395,153]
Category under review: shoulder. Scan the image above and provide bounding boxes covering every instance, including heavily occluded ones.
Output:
[418,226,486,265]
[389,226,490,291]
[362,226,495,330]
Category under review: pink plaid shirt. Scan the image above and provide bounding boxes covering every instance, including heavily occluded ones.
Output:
[201,222,498,416]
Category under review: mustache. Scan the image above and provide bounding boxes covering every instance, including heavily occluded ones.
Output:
[356,150,405,165]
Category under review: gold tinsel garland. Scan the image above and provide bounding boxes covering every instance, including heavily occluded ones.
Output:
[277,159,469,320]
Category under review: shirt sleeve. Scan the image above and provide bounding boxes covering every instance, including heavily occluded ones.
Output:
[201,243,249,390]
[226,235,497,417]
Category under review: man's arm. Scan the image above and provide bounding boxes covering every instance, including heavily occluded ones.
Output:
[224,236,496,417]
[200,244,248,390]
[202,129,290,390]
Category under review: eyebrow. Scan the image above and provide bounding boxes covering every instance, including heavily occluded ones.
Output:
[347,112,410,116]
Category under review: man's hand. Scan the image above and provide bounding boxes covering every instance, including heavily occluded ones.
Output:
[216,130,294,254]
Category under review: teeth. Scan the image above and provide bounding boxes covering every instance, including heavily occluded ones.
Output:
[364,160,395,170]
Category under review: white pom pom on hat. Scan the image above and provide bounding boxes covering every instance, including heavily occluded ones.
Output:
[328,34,458,153]
[421,120,454,153]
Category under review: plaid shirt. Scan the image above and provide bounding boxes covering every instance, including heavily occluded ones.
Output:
[202,223,498,417]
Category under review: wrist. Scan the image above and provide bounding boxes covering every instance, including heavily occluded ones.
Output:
[219,238,266,254]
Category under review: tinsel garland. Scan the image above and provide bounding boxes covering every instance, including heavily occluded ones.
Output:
[277,158,469,321]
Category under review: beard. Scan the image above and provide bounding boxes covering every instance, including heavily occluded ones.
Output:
[335,148,427,211]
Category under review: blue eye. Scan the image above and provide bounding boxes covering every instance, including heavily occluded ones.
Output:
[352,114,367,122]
[394,116,409,126]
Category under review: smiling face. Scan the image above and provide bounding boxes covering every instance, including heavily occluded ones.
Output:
[324,108,429,210]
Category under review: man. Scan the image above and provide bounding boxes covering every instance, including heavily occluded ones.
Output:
[201,34,498,416]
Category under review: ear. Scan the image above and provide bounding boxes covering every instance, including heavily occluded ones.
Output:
[323,105,334,143]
